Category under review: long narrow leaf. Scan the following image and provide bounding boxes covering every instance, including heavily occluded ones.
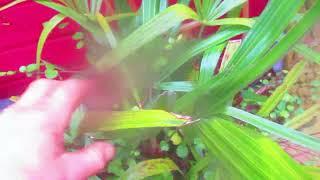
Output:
[111,4,198,62]
[207,17,254,27]
[159,27,247,81]
[89,0,97,14]
[285,104,320,129]
[83,110,189,132]
[208,0,247,21]
[36,0,101,35]
[155,81,195,92]
[159,0,168,12]
[0,0,26,12]
[96,4,250,68]
[198,43,226,84]
[225,106,320,151]
[36,14,66,66]
[224,0,304,72]
[95,0,103,15]
[139,0,160,25]
[169,0,191,35]
[96,13,117,48]
[185,117,309,179]
[258,61,306,117]
[294,43,320,64]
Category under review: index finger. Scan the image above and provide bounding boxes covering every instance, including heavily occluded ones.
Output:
[9,79,89,135]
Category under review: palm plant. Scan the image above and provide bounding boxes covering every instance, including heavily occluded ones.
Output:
[10,0,320,179]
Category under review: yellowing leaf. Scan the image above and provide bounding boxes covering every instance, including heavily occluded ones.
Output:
[170,132,182,145]
[81,110,189,132]
[121,158,180,180]
[185,117,310,179]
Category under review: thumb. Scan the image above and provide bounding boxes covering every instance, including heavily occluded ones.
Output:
[59,142,115,179]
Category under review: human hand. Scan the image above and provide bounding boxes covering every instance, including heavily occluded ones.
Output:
[0,79,115,180]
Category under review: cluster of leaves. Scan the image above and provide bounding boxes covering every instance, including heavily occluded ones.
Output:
[238,70,305,123]
[0,63,58,79]
[269,93,304,122]
[6,0,320,179]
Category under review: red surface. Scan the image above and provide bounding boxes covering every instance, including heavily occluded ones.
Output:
[249,0,269,17]
[0,0,87,98]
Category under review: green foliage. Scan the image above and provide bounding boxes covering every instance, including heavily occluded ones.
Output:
[285,104,320,129]
[194,0,246,21]
[186,117,309,179]
[137,0,167,25]
[110,4,198,63]
[88,176,101,180]
[159,27,247,82]
[176,144,189,158]
[121,158,180,180]
[258,61,306,117]
[96,12,117,47]
[198,43,225,84]
[170,132,182,145]
[241,88,267,105]
[186,157,210,179]
[294,43,320,64]
[175,0,320,115]
[95,110,189,132]
[64,105,86,143]
[72,32,84,40]
[96,4,251,68]
[108,159,126,177]
[269,93,304,121]
[10,0,320,178]
[36,0,101,35]
[160,140,170,152]
[226,106,320,151]
[155,81,194,92]
[37,14,66,67]
[44,63,59,79]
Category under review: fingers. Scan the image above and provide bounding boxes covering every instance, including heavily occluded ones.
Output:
[48,79,89,129]
[16,79,59,107]
[59,142,115,179]
[15,79,89,132]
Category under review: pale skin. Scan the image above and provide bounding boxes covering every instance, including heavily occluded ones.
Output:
[0,79,115,180]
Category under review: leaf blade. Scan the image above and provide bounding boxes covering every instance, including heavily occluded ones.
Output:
[186,117,310,179]
[294,43,320,64]
[258,61,306,117]
[121,158,180,180]
[198,43,226,84]
[225,106,320,151]
[36,14,66,66]
[83,110,189,132]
